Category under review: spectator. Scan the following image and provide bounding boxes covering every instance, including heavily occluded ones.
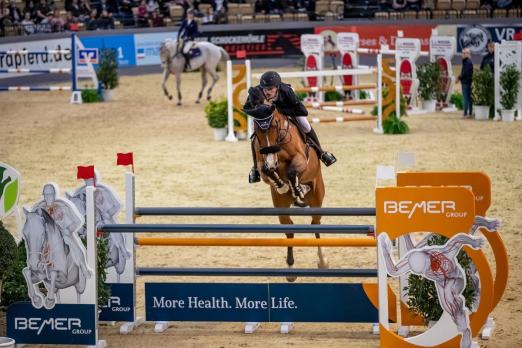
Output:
[20,11,35,34]
[0,4,9,36]
[148,7,164,26]
[212,0,227,23]
[266,0,282,13]
[64,10,79,30]
[7,0,22,23]
[98,9,114,28]
[23,0,37,19]
[33,0,50,23]
[39,11,53,32]
[96,0,116,16]
[86,8,98,30]
[146,0,159,14]
[202,5,214,23]
[456,48,474,119]
[480,40,495,74]
[50,9,64,31]
[136,0,148,27]
[254,0,264,12]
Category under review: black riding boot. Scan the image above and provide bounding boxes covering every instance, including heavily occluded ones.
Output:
[249,136,261,183]
[183,53,191,71]
[307,128,337,166]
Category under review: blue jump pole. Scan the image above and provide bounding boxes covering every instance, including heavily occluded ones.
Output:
[136,267,378,277]
[135,207,376,216]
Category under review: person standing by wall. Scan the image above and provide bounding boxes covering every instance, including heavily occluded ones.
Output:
[480,40,495,74]
[456,48,474,119]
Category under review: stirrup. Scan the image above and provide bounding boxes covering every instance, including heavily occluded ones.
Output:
[249,168,260,183]
[320,152,337,167]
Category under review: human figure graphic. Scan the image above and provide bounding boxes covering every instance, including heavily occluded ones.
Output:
[33,184,92,281]
[379,232,485,348]
[402,215,500,310]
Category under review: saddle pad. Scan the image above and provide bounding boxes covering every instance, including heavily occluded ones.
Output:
[190,48,202,58]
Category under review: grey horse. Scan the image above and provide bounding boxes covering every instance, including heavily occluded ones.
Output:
[160,39,230,105]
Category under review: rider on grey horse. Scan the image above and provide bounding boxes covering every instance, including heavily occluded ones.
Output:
[243,71,337,184]
[178,9,199,71]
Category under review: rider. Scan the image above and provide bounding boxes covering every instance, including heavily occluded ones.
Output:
[178,8,199,71]
[243,71,337,183]
[34,183,91,280]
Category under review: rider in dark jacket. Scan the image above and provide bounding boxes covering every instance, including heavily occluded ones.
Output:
[178,9,199,70]
[243,71,337,183]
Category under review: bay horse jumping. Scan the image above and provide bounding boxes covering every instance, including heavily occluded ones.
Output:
[251,105,328,281]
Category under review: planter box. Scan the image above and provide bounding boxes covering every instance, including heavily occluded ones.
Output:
[501,109,516,122]
[421,100,437,112]
[102,89,114,102]
[213,127,227,141]
[474,105,490,120]
[0,337,15,348]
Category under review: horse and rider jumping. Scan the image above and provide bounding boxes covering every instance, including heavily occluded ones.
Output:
[243,72,337,280]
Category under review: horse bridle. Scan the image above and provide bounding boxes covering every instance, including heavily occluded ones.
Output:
[256,114,291,155]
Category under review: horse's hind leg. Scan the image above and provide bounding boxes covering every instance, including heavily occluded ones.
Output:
[175,71,182,105]
[196,69,208,104]
[161,69,172,100]
[206,68,220,101]
[311,178,327,269]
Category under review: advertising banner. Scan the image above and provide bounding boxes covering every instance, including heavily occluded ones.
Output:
[145,282,379,323]
[134,31,177,66]
[457,24,522,54]
[80,34,136,67]
[198,28,311,57]
[0,38,71,79]
[315,25,435,51]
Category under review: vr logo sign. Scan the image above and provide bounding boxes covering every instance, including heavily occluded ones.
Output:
[78,49,99,64]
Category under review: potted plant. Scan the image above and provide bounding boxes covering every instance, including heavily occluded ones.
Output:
[0,221,18,342]
[472,66,494,120]
[417,62,441,112]
[204,100,228,141]
[499,64,521,122]
[97,48,119,101]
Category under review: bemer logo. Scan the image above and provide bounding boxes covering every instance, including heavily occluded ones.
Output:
[15,317,82,335]
[384,200,458,219]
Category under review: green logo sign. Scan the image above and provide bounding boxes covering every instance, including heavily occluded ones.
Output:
[0,163,21,219]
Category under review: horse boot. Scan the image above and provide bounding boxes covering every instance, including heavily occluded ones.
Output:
[306,128,337,166]
[249,135,261,183]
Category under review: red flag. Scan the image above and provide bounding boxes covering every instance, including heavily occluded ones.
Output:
[117,152,134,172]
[514,31,522,41]
[77,165,95,180]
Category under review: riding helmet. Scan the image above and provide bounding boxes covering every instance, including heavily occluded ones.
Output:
[260,71,281,89]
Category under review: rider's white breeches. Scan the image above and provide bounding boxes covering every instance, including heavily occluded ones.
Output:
[182,41,193,54]
[295,116,311,133]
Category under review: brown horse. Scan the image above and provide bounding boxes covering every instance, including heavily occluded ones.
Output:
[252,107,328,281]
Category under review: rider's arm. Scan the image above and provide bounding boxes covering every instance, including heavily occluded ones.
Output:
[277,84,308,117]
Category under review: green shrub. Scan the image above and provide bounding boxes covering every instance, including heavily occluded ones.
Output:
[96,236,110,310]
[359,90,369,100]
[383,114,409,134]
[450,93,464,110]
[296,92,307,101]
[324,91,342,101]
[500,64,521,110]
[417,62,441,101]
[405,234,475,325]
[472,66,494,106]
[0,221,17,306]
[205,100,228,128]
[97,49,119,90]
[1,240,29,308]
[81,89,102,103]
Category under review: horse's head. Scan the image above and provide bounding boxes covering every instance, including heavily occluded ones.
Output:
[250,105,289,169]
[159,40,174,68]
[22,207,52,271]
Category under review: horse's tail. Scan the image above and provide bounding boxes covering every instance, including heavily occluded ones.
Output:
[219,47,230,62]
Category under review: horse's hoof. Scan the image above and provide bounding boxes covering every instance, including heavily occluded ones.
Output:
[294,199,308,208]
[195,100,200,104]
[45,297,56,309]
[318,258,329,269]
[168,96,173,100]
[286,276,297,283]
[276,183,289,194]
[207,95,212,101]
[177,102,182,106]
[32,295,43,309]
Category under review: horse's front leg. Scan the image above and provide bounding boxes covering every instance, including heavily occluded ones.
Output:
[287,158,309,207]
[44,271,58,309]
[175,71,182,106]
[196,69,208,104]
[277,214,296,283]
[206,69,220,101]
[261,163,289,194]
[22,267,44,308]
[161,69,172,100]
